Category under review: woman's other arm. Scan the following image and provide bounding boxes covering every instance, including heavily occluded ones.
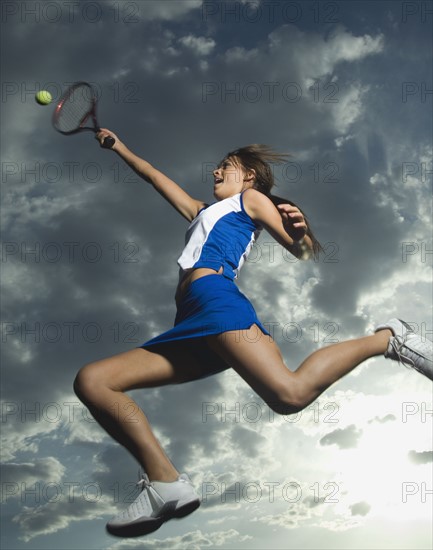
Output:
[243,188,314,260]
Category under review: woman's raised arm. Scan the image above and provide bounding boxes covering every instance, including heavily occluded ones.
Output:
[96,129,206,222]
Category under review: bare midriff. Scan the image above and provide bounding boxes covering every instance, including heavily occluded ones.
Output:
[175,266,224,307]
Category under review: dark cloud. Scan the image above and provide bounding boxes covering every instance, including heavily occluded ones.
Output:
[408,450,433,465]
[350,501,371,516]
[368,414,397,424]
[319,424,363,450]
[303,495,326,508]
[229,424,268,458]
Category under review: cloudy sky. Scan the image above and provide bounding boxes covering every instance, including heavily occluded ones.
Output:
[1,0,432,549]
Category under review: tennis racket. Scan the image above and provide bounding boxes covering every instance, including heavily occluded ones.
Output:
[52,81,115,149]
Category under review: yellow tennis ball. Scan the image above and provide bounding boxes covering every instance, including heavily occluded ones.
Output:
[35,90,52,105]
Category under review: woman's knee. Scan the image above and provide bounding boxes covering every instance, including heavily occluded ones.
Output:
[267,399,305,416]
[266,383,309,416]
[73,361,106,402]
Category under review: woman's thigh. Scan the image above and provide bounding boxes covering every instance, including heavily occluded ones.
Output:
[75,340,221,394]
[205,324,298,411]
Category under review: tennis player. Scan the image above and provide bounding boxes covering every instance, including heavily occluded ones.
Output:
[74,129,432,538]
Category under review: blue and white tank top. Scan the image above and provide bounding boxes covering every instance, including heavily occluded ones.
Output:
[177,191,262,280]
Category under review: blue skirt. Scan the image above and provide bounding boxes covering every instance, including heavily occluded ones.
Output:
[139,274,270,378]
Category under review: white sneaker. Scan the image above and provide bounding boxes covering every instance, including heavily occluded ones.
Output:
[106,472,201,537]
[374,318,433,380]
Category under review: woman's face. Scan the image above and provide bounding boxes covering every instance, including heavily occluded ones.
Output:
[212,157,254,200]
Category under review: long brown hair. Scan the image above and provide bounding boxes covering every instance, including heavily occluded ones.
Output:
[222,144,323,259]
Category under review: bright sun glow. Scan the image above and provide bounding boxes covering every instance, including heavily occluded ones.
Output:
[328,398,432,522]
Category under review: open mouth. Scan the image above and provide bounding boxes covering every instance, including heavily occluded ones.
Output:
[214,178,223,185]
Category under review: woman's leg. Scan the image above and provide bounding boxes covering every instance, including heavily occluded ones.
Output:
[74,343,215,482]
[205,325,393,414]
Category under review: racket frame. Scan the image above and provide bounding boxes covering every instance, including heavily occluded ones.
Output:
[53,81,115,148]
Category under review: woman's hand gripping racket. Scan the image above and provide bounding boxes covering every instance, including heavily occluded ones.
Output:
[52,82,115,149]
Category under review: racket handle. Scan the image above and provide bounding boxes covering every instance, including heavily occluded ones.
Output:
[102,136,115,149]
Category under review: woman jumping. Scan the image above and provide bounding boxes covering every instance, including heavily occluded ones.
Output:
[73,129,432,538]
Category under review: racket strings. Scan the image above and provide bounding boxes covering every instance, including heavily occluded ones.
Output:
[54,85,95,133]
